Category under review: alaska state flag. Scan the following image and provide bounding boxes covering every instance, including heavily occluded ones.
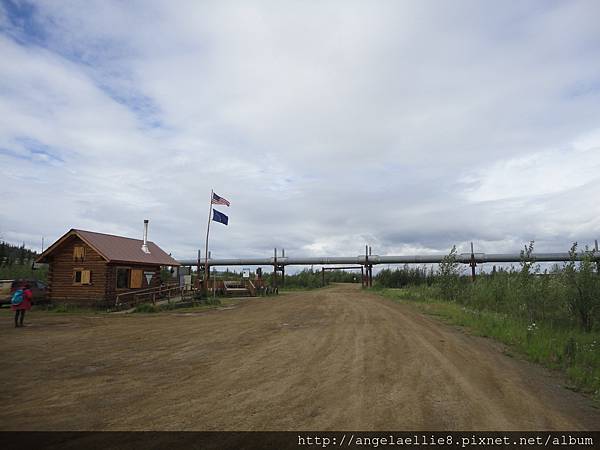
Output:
[212,209,229,225]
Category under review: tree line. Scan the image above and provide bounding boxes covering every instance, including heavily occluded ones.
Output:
[0,241,39,266]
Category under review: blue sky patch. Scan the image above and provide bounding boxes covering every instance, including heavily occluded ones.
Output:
[1,0,47,46]
[2,137,65,165]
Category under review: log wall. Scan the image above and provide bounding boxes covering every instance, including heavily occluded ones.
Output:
[47,235,109,306]
[47,235,165,308]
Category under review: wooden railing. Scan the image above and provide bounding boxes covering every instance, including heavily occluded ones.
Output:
[246,280,256,296]
[114,282,193,309]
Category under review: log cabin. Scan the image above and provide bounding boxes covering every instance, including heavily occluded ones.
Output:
[36,228,180,307]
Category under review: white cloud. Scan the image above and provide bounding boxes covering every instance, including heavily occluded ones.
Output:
[460,136,600,203]
[1,0,599,261]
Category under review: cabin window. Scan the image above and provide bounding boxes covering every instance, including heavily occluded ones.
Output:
[73,245,85,261]
[73,268,91,285]
[116,268,130,289]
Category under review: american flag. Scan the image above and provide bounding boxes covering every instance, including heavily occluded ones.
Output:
[212,192,230,206]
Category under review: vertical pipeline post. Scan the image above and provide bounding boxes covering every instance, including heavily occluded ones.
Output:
[365,245,369,288]
[273,248,277,289]
[188,266,192,293]
[361,266,365,288]
[595,240,599,274]
[208,251,212,294]
[281,248,285,287]
[195,249,201,291]
[321,267,325,287]
[470,242,476,282]
[369,246,373,287]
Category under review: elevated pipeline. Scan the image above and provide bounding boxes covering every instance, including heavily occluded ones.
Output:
[177,251,597,267]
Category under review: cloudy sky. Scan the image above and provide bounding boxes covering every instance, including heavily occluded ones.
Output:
[1,0,599,263]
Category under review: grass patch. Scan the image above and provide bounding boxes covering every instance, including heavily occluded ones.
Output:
[132,303,160,313]
[45,304,100,314]
[0,303,101,315]
[379,288,600,401]
[279,286,322,292]
[131,297,248,314]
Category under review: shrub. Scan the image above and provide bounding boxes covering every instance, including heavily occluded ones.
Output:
[133,303,159,313]
[563,243,600,331]
[376,242,600,332]
[437,246,463,301]
[376,265,432,288]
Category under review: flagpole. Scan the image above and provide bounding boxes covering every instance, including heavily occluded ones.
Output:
[203,189,213,296]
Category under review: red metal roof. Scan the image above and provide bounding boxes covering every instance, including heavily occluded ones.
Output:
[37,229,180,266]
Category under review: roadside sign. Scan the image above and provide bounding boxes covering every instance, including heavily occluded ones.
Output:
[144,272,153,285]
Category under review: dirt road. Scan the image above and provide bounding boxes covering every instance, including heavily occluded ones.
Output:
[1,284,598,430]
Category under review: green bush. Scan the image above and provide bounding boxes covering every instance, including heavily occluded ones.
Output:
[563,244,600,331]
[376,265,433,288]
[132,303,159,313]
[376,242,600,332]
[437,245,464,301]
[276,268,359,289]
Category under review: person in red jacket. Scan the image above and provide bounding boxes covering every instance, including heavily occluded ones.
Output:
[12,283,32,328]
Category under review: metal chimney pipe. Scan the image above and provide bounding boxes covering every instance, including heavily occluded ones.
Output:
[141,219,150,254]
